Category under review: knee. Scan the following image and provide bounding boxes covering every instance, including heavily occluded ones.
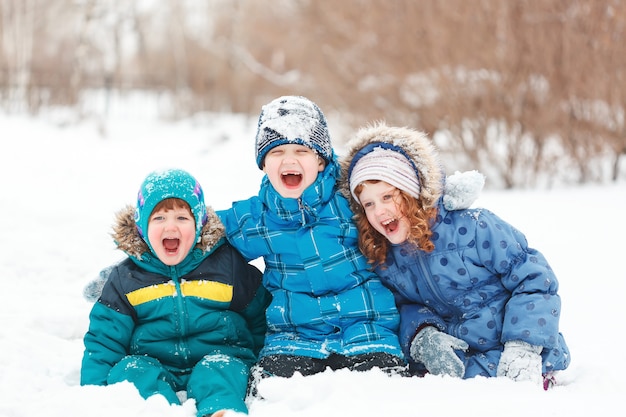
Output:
[194,354,248,373]
[107,355,180,405]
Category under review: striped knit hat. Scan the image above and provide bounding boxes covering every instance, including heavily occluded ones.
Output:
[348,142,421,204]
[255,96,333,169]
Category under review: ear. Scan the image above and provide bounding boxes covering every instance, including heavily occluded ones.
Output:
[318,156,326,172]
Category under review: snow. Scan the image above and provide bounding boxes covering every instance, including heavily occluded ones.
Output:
[1,109,624,417]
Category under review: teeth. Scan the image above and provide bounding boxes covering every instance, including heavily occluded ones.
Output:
[382,218,395,225]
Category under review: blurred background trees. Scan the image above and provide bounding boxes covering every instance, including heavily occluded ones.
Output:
[1,0,624,187]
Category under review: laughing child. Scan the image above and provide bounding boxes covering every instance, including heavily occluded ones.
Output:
[341,123,570,388]
[217,96,408,388]
[80,168,271,417]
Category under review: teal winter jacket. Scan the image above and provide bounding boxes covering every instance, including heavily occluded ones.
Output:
[81,205,271,385]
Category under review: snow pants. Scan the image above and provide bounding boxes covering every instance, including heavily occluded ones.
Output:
[107,354,249,416]
[255,352,407,378]
[248,352,408,397]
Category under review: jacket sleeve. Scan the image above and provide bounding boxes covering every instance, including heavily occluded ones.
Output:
[474,209,563,349]
[80,301,135,385]
[398,301,446,358]
[375,268,447,357]
[216,200,266,262]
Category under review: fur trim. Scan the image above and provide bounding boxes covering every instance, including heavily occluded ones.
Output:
[340,122,444,213]
[112,204,226,259]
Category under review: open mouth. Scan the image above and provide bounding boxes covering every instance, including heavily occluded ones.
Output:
[381,218,399,233]
[163,238,180,253]
[281,172,303,187]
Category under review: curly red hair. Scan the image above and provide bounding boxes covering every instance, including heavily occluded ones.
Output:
[353,180,437,269]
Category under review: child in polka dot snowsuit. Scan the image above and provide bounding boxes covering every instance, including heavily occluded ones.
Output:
[340,123,570,387]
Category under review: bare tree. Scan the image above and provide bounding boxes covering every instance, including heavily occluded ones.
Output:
[0,0,35,111]
[0,0,624,186]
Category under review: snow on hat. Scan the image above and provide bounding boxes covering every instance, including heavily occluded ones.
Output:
[135,169,207,244]
[348,142,421,204]
[255,95,333,169]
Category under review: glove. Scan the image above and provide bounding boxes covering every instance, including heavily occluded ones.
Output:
[497,340,543,383]
[82,264,114,302]
[443,170,485,210]
[409,326,469,378]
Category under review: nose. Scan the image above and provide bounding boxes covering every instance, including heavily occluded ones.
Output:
[163,218,178,231]
[374,203,387,217]
[281,152,297,164]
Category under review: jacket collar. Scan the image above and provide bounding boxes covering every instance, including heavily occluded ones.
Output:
[259,158,340,224]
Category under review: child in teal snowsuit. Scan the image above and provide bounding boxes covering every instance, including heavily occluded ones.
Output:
[80,169,271,417]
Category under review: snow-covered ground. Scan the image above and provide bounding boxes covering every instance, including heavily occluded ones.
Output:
[1,109,624,417]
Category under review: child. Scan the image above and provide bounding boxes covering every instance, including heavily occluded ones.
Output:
[80,168,271,417]
[340,122,570,388]
[216,96,407,385]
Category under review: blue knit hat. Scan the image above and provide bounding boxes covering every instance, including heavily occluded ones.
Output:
[255,96,333,169]
[134,169,207,245]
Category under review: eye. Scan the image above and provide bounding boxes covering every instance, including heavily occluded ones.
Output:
[362,201,373,209]
[151,215,164,221]
[382,194,394,201]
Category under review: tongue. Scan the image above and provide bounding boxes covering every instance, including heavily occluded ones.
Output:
[163,239,179,250]
[386,220,398,233]
[283,174,302,187]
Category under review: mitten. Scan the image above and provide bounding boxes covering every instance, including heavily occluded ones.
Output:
[82,264,114,302]
[409,326,468,378]
[443,170,485,210]
[497,340,543,383]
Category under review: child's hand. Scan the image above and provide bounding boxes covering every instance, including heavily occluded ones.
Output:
[83,265,114,302]
[410,326,468,378]
[497,340,543,384]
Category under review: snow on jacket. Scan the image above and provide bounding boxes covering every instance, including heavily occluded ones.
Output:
[217,155,404,360]
[340,124,570,377]
[81,205,271,385]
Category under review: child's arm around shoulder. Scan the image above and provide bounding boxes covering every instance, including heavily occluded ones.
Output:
[216,198,267,261]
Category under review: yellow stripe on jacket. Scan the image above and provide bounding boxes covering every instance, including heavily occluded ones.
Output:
[126,280,233,306]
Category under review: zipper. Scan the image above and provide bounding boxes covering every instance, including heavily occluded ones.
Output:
[170,265,190,361]
[417,254,449,309]
[297,198,307,225]
[416,254,462,338]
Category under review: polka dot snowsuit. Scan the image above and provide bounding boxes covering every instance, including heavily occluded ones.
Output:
[377,203,570,377]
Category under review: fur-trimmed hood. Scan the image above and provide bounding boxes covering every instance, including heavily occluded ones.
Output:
[339,122,484,213]
[112,204,226,260]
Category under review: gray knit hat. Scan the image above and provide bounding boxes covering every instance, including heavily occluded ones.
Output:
[255,96,333,169]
